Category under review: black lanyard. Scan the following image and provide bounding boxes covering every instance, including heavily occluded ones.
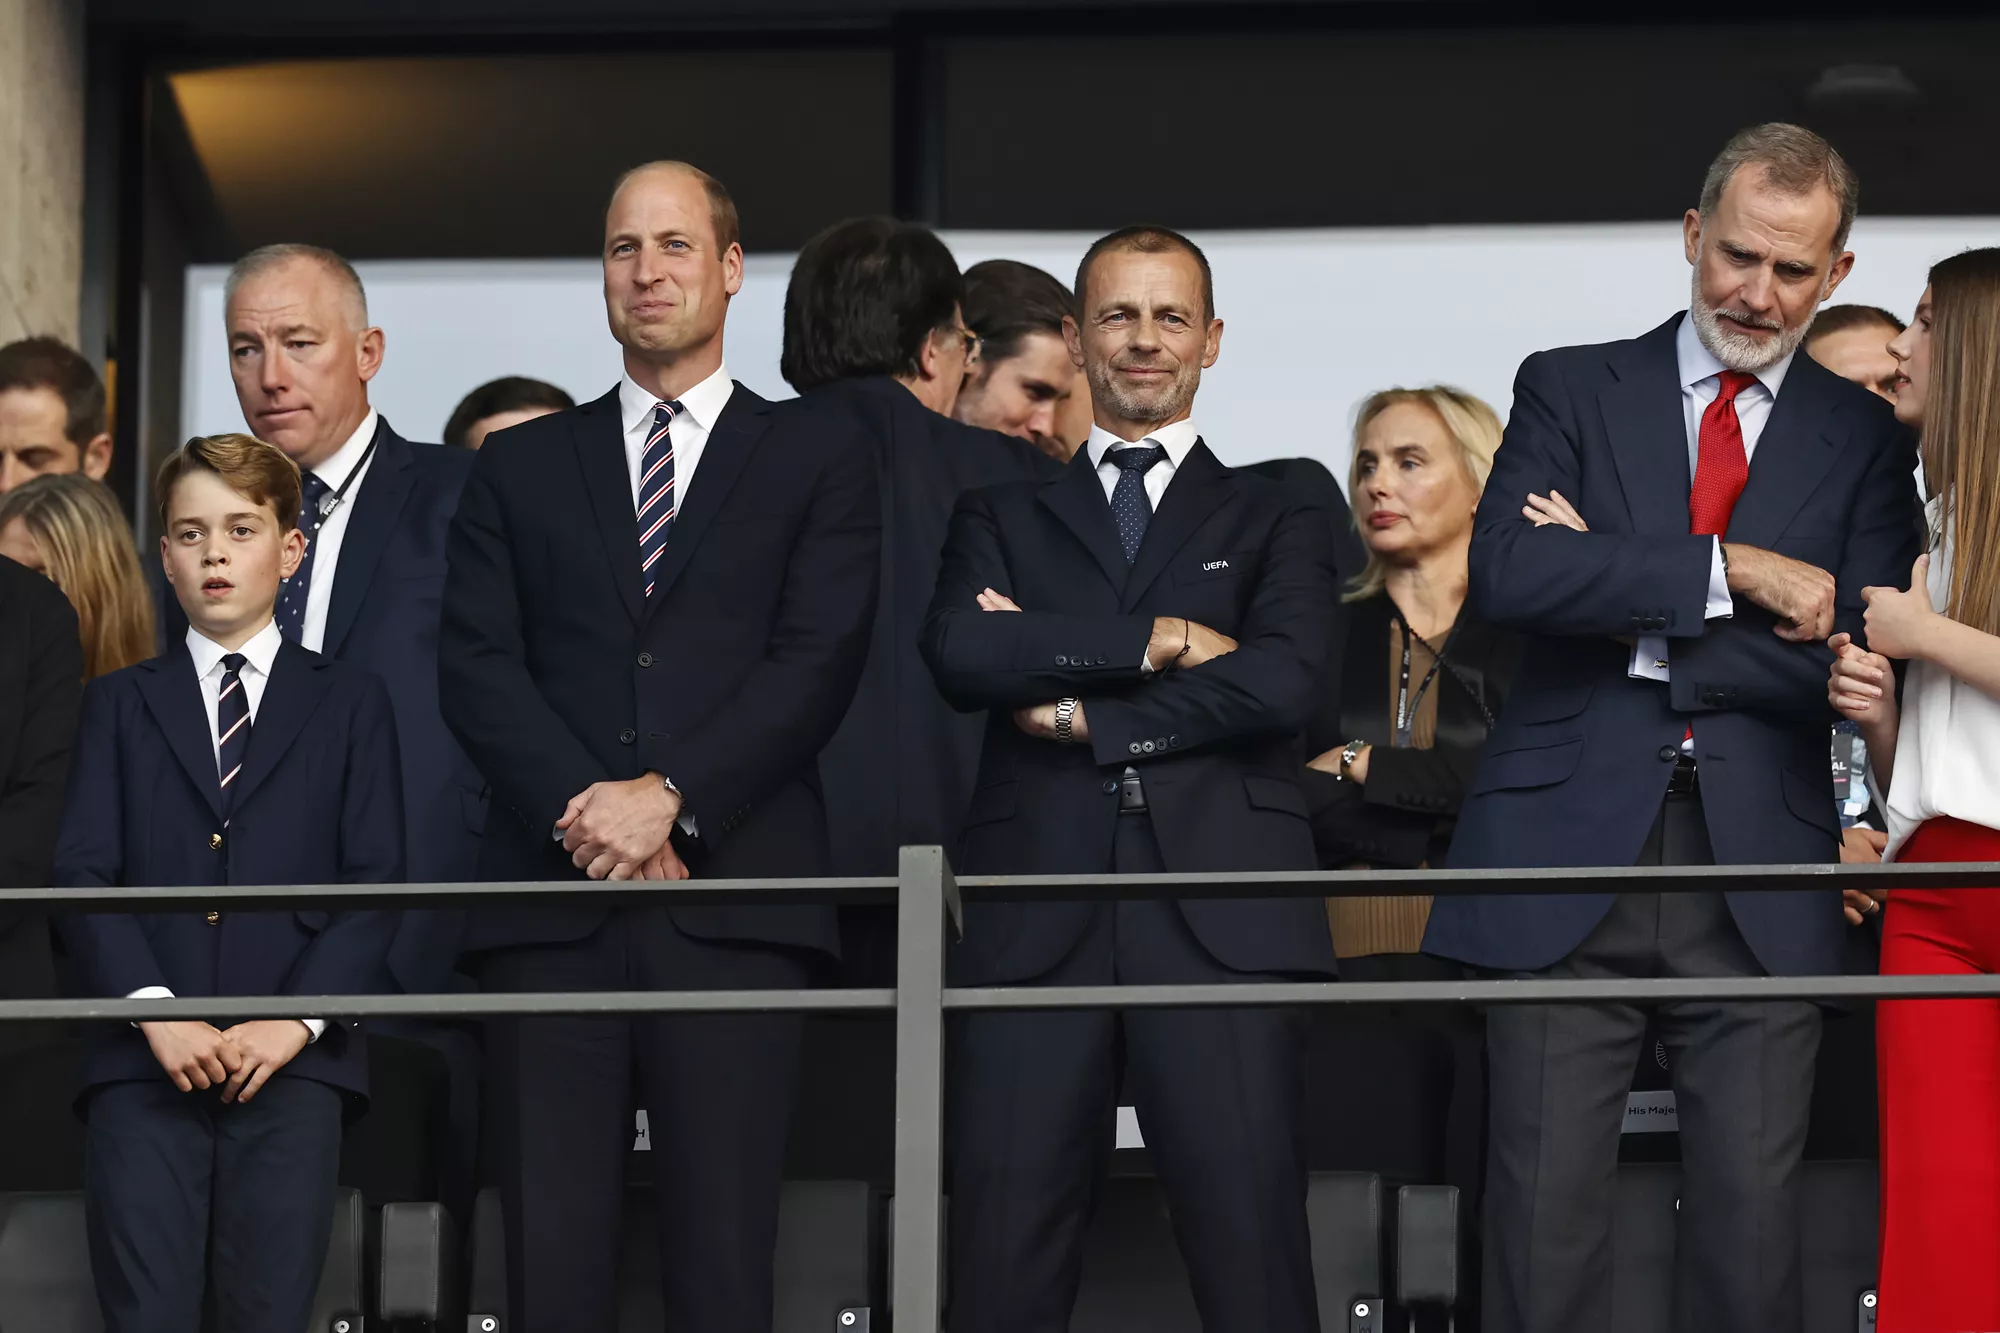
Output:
[305,430,380,539]
[1393,612,1460,749]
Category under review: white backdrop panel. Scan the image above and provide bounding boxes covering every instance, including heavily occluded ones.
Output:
[183,218,1998,487]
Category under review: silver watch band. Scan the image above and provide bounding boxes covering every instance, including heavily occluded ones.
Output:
[1055,697,1079,745]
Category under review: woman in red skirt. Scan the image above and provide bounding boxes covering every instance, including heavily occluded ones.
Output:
[1829,246,2000,1332]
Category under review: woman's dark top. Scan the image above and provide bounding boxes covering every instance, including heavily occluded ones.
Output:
[1301,589,1519,957]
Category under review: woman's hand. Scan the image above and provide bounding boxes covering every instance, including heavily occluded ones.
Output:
[1827,632,1896,724]
[1861,554,1940,662]
[1523,490,1589,532]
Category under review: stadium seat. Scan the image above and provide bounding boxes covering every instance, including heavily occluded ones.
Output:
[378,1199,460,1325]
[0,1187,369,1332]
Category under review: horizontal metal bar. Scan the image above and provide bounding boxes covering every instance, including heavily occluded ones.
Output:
[0,989,897,1023]
[944,974,2000,1010]
[5,858,1998,913]
[954,860,2000,901]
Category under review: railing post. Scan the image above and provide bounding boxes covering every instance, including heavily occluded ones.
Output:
[893,845,955,1333]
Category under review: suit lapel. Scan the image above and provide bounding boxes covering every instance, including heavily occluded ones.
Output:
[573,387,644,625]
[1037,453,1129,593]
[1120,441,1236,612]
[642,386,772,613]
[1725,361,1843,549]
[134,652,226,823]
[231,640,333,812]
[322,419,413,657]
[1599,319,1695,537]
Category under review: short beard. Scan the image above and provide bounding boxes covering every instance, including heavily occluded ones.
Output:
[1089,359,1200,426]
[1688,264,1822,373]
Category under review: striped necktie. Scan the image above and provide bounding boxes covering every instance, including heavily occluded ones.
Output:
[639,400,683,599]
[216,652,251,819]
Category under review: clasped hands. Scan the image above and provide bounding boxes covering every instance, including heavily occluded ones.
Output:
[557,774,691,881]
[140,1018,315,1103]
[975,587,1237,743]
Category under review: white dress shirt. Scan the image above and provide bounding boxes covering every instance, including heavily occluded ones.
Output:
[294,408,380,654]
[1085,417,1199,508]
[1878,509,2000,860]
[130,619,322,1041]
[1628,314,1797,683]
[1085,419,1200,675]
[617,363,735,511]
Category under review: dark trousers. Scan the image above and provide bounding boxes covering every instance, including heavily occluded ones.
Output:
[946,813,1319,1333]
[83,1074,344,1333]
[478,910,809,1333]
[1481,792,1821,1333]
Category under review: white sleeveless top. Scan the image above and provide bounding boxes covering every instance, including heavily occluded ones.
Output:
[1879,505,2000,859]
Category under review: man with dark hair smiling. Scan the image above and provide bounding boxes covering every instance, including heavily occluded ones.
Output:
[1424,124,1920,1333]
[954,258,1089,461]
[921,224,1337,1333]
[0,336,112,494]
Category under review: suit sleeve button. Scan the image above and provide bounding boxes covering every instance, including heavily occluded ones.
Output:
[1097,655,1107,665]
[1129,742,1142,755]
[1141,740,1156,753]
[619,729,636,744]
[1056,655,1069,666]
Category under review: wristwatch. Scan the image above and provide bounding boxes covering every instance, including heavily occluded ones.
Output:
[1335,739,1365,781]
[1054,697,1080,745]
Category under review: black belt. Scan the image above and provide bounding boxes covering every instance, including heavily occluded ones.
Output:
[1666,755,1700,799]
[1119,769,1148,813]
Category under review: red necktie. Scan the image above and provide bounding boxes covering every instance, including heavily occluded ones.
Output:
[1690,370,1758,536]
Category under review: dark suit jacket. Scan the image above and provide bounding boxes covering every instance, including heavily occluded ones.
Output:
[440,383,879,960]
[921,440,1341,986]
[803,376,1059,878]
[159,419,482,993]
[54,639,404,1101]
[1240,456,1371,590]
[1303,593,1519,870]
[1425,314,1921,976]
[0,556,83,1048]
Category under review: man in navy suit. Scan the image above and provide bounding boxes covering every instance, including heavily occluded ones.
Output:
[440,162,878,1332]
[921,227,1339,1333]
[155,243,483,993]
[58,433,402,1333]
[1423,125,1921,1333]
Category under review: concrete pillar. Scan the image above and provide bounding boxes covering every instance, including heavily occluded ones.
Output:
[0,0,86,345]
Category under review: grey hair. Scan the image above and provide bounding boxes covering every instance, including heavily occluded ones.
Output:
[224,243,370,329]
[1698,123,1859,254]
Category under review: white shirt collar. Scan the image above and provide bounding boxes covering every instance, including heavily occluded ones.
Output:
[312,408,380,490]
[1676,310,1795,400]
[618,363,734,438]
[186,618,284,681]
[1085,417,1201,470]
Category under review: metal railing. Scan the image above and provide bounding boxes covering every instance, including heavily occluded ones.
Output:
[6,850,2000,1333]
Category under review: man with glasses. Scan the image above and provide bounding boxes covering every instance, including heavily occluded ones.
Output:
[782,221,1056,966]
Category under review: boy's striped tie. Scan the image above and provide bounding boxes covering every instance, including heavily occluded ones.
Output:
[216,652,251,819]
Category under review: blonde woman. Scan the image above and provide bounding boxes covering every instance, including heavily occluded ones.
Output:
[0,474,154,678]
[1827,247,2000,1331]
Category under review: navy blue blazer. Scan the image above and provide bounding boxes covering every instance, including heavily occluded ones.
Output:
[921,441,1341,985]
[441,383,879,960]
[54,639,404,1102]
[1424,314,1921,977]
[158,418,480,993]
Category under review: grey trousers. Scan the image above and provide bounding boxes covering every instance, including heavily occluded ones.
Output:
[1481,793,1823,1333]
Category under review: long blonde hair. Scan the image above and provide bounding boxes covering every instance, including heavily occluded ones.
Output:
[0,474,155,678]
[1343,385,1503,602]
[1921,247,2000,635]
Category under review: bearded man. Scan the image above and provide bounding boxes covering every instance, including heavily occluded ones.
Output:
[1423,124,1921,1333]
[918,225,1340,1333]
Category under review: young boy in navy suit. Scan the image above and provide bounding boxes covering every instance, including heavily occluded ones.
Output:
[55,433,404,1333]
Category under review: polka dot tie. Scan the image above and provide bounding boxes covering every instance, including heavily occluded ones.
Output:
[276,471,332,643]
[1108,445,1167,564]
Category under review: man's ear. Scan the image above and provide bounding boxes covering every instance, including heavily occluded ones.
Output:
[1062,314,1084,369]
[1821,250,1857,304]
[1682,209,1703,267]
[916,328,943,383]
[1202,318,1225,370]
[81,432,113,482]
[356,327,386,384]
